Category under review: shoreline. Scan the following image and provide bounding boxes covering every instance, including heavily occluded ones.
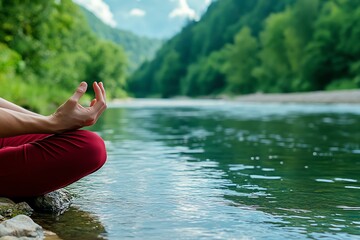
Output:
[231,89,360,104]
[114,89,360,105]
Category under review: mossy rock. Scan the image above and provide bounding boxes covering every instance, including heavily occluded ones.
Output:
[0,198,33,219]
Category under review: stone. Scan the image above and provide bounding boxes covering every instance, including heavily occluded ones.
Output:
[0,199,15,206]
[0,199,33,218]
[0,215,43,239]
[27,189,73,215]
[44,230,62,240]
[0,236,36,240]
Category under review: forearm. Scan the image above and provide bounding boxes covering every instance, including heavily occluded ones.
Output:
[0,98,41,116]
[0,82,107,138]
[0,108,55,138]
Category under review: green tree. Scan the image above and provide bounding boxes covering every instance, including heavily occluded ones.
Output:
[86,41,127,98]
[154,50,184,98]
[129,0,291,98]
[254,0,319,92]
[303,0,360,90]
[222,27,259,94]
[81,6,162,72]
[0,0,128,112]
[182,51,226,96]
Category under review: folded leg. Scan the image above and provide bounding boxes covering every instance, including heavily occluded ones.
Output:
[0,130,107,197]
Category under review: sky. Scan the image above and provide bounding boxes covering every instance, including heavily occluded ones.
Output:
[73,0,212,39]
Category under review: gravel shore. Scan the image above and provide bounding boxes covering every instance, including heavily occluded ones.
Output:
[233,89,360,104]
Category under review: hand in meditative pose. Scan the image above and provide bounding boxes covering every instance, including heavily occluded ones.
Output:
[0,82,107,198]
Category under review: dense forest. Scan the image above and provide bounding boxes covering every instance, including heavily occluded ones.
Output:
[81,7,162,72]
[129,0,360,98]
[0,0,128,113]
[1,0,359,112]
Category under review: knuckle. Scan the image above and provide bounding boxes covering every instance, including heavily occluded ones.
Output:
[85,117,96,126]
[76,88,85,94]
[67,98,77,105]
[97,100,107,108]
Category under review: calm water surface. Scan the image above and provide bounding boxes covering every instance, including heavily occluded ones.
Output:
[36,100,360,239]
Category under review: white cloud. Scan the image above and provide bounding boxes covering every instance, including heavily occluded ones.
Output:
[169,0,198,20]
[74,0,117,27]
[129,8,146,17]
[201,0,212,13]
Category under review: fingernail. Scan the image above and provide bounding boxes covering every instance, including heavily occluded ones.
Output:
[79,82,87,91]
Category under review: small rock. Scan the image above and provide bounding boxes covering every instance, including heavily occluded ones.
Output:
[0,199,33,218]
[44,230,62,240]
[4,210,11,218]
[0,199,15,206]
[28,189,73,215]
[0,215,43,239]
[0,236,18,240]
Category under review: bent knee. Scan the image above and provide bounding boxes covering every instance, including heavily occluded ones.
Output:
[74,130,107,172]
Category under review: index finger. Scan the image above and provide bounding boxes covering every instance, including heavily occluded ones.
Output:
[93,82,104,102]
[99,82,106,101]
[92,82,106,111]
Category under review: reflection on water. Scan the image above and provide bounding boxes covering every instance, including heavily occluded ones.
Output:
[46,100,360,239]
[32,207,106,240]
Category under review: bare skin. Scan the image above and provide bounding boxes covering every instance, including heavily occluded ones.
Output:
[0,82,107,138]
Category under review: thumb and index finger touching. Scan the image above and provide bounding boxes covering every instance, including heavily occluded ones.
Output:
[70,82,106,112]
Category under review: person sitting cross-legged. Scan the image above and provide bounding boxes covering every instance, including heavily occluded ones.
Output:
[0,82,107,198]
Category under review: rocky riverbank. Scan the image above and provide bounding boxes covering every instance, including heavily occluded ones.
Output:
[0,189,72,239]
[233,89,360,104]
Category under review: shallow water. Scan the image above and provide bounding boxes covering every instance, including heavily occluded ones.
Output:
[35,100,360,239]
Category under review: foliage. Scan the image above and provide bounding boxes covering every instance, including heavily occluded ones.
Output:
[1,0,359,107]
[221,27,259,94]
[182,51,226,96]
[129,0,360,98]
[80,7,162,72]
[0,0,128,113]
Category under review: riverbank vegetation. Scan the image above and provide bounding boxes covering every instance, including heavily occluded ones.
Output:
[129,0,360,98]
[1,0,359,112]
[0,0,128,113]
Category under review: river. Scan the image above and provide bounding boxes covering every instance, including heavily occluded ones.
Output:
[34,100,360,239]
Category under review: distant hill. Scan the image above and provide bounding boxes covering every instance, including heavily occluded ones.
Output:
[128,0,360,98]
[128,0,292,97]
[80,7,162,72]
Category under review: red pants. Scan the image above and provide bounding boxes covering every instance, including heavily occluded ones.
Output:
[0,130,107,198]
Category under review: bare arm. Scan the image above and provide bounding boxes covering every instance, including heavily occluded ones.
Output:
[0,82,107,138]
[0,98,41,116]
[0,108,54,137]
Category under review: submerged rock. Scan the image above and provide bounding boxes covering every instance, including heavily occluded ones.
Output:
[0,215,43,239]
[27,189,73,215]
[43,230,62,240]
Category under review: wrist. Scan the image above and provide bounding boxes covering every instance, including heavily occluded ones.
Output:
[44,114,62,134]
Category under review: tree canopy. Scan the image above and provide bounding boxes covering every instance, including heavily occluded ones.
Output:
[0,0,127,113]
[129,0,360,98]
[1,0,359,110]
[81,7,162,72]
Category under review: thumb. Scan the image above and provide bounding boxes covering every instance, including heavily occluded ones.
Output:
[90,98,97,107]
[71,82,88,101]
